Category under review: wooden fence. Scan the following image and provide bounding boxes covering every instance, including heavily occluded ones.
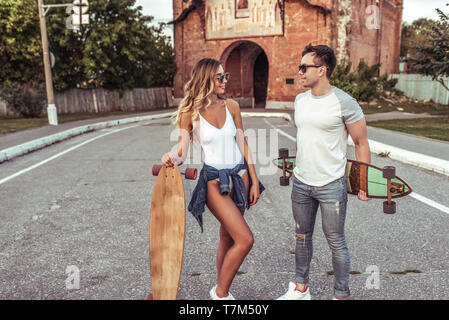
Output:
[0,87,174,117]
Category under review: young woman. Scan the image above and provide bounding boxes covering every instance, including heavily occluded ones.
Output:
[161,58,265,300]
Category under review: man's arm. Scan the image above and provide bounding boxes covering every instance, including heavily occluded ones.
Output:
[346,117,371,201]
[346,117,371,164]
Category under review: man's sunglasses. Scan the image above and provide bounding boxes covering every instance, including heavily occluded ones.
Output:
[298,64,323,73]
[216,72,230,83]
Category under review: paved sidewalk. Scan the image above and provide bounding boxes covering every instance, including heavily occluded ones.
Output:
[365,111,441,122]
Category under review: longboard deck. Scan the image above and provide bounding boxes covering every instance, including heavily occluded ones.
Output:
[274,158,412,199]
[149,165,186,300]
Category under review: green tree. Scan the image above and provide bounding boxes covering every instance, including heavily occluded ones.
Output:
[146,23,177,88]
[409,4,449,93]
[44,0,86,91]
[400,18,439,59]
[0,0,43,86]
[0,0,176,91]
[76,0,175,91]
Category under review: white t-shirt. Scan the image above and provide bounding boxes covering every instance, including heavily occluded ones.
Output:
[293,86,364,187]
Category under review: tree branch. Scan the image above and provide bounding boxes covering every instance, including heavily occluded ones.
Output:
[436,78,449,92]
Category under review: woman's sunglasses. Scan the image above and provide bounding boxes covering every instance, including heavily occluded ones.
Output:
[216,72,230,83]
[298,64,323,73]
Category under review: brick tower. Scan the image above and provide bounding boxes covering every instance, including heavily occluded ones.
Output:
[172,0,403,108]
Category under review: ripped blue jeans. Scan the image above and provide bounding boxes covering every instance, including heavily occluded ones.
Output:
[291,176,350,299]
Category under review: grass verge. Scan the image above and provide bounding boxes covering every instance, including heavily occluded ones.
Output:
[367,117,449,142]
[360,98,449,115]
[0,108,176,136]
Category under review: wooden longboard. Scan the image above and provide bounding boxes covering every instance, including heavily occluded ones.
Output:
[273,157,412,199]
[149,165,186,300]
[344,160,412,199]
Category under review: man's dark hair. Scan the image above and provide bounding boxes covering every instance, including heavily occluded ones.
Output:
[302,44,337,79]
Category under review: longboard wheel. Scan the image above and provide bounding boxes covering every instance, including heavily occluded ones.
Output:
[383,201,396,214]
[279,148,289,158]
[185,168,197,180]
[280,176,290,186]
[152,164,162,176]
[382,166,396,179]
[147,293,153,300]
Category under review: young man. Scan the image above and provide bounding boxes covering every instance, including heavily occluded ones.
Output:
[277,44,371,300]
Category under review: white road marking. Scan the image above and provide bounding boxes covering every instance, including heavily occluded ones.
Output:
[264,119,296,142]
[264,119,449,215]
[409,193,449,215]
[0,125,138,186]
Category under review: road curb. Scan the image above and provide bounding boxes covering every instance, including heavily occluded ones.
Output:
[1,111,448,178]
[0,112,175,163]
[348,137,449,177]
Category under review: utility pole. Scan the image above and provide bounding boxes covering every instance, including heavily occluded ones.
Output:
[37,0,89,125]
[37,0,58,125]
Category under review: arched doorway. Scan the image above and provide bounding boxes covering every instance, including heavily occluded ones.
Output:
[221,41,269,108]
[253,51,269,107]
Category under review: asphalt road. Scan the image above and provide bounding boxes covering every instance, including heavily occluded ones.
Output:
[0,117,448,300]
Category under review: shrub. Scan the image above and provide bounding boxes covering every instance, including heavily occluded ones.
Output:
[0,82,46,118]
[331,59,398,102]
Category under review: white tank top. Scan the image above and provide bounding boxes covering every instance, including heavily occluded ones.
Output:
[197,103,244,170]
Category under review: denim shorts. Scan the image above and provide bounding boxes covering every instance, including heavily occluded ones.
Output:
[213,169,247,189]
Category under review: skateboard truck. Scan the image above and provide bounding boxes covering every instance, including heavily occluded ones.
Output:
[382,166,396,214]
[152,164,197,180]
[279,148,290,186]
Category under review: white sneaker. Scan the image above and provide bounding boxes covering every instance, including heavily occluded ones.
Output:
[276,282,312,300]
[333,296,353,300]
[209,285,236,300]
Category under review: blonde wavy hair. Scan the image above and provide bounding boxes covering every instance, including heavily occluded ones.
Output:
[174,58,223,127]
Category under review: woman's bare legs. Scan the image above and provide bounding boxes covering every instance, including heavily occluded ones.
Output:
[206,171,251,298]
[216,172,250,277]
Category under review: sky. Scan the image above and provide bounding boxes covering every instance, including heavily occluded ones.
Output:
[134,0,448,23]
[135,0,173,21]
[402,0,447,23]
